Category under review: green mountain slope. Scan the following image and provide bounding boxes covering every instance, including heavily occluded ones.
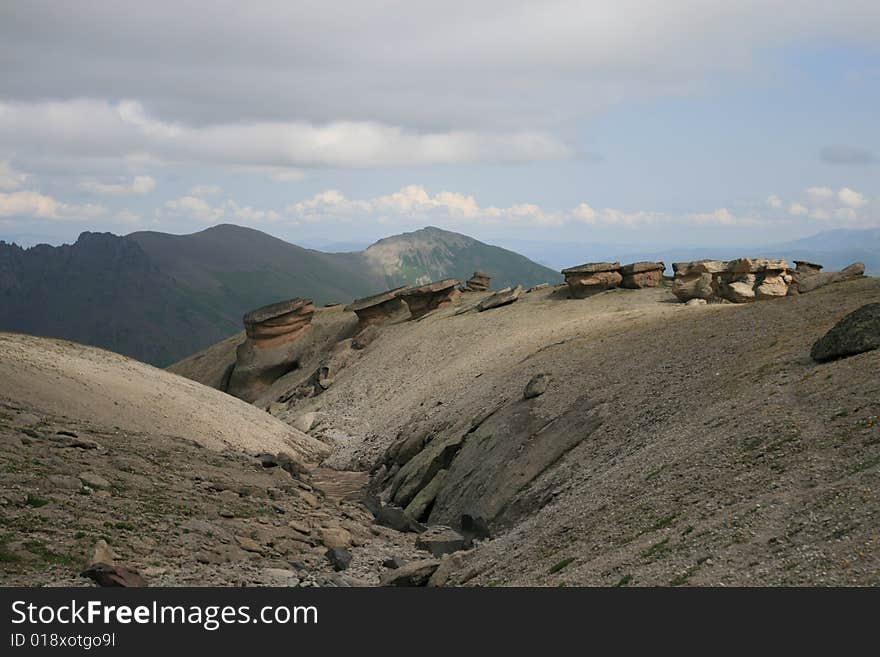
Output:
[1,224,560,366]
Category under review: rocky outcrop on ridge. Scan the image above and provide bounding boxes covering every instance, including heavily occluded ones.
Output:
[345,287,410,329]
[620,261,665,289]
[562,262,623,298]
[792,262,865,295]
[226,298,316,402]
[465,271,491,292]
[399,279,462,319]
[672,258,793,303]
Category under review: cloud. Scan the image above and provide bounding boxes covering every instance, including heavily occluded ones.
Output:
[0,99,571,171]
[837,187,867,208]
[189,184,222,197]
[0,190,106,221]
[806,186,835,203]
[789,202,808,216]
[766,195,783,209]
[820,145,874,165]
[0,161,28,190]
[164,195,279,224]
[80,175,156,196]
[268,170,306,183]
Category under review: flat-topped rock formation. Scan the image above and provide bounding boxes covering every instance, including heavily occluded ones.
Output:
[227,297,316,402]
[399,279,462,319]
[345,286,410,328]
[620,261,665,289]
[672,259,793,303]
[465,271,491,292]
[562,262,622,298]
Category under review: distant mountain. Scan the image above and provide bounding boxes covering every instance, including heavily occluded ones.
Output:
[0,224,560,366]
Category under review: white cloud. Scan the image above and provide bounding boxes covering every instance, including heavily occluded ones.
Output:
[689,208,756,226]
[806,186,834,202]
[0,190,106,221]
[0,161,28,190]
[837,186,867,208]
[766,194,783,209]
[789,202,808,216]
[268,169,306,183]
[115,209,141,224]
[164,196,225,223]
[189,184,222,197]
[0,99,572,171]
[80,175,156,196]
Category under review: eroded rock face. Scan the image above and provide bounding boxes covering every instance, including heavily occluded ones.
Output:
[672,259,794,303]
[562,262,622,298]
[226,298,315,402]
[345,287,410,329]
[465,271,491,292]
[811,302,880,363]
[793,262,865,295]
[620,261,665,289]
[476,285,522,312]
[399,279,461,319]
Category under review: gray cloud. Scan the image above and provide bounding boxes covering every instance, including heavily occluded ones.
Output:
[820,145,875,165]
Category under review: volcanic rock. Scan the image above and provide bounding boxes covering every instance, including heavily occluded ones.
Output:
[476,286,523,312]
[226,298,315,402]
[562,262,622,298]
[325,547,353,571]
[465,271,491,292]
[415,526,466,556]
[810,303,880,363]
[620,261,665,289]
[523,373,549,399]
[80,562,147,587]
[345,287,410,329]
[399,279,462,319]
[794,262,865,295]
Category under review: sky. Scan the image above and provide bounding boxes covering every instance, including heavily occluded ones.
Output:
[1,1,878,252]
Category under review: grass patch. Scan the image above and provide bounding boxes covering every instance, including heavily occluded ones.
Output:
[649,514,677,532]
[641,538,669,559]
[850,455,880,475]
[645,465,667,481]
[22,540,78,567]
[25,494,49,508]
[549,557,575,574]
[614,574,632,587]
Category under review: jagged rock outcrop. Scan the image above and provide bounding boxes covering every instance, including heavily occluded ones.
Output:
[792,262,865,295]
[620,261,665,289]
[399,279,461,319]
[562,262,622,298]
[226,298,315,402]
[673,259,794,303]
[476,285,522,312]
[811,302,880,362]
[465,271,491,292]
[345,286,410,329]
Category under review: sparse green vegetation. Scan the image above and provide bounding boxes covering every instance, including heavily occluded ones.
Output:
[614,574,632,587]
[641,538,669,559]
[549,557,575,574]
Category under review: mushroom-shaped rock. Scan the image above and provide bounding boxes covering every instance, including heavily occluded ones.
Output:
[794,260,823,275]
[562,262,622,298]
[671,260,726,302]
[476,285,523,312]
[620,261,665,289]
[226,298,315,402]
[465,271,491,292]
[717,258,792,303]
[345,286,410,329]
[399,279,462,319]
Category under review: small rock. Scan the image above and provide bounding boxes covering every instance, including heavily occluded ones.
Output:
[382,556,408,569]
[78,472,111,490]
[379,559,440,587]
[325,547,352,571]
[292,412,320,434]
[89,539,117,566]
[235,536,264,554]
[415,526,466,557]
[319,526,352,549]
[47,474,82,491]
[352,325,381,350]
[218,509,235,518]
[523,373,549,399]
[427,552,465,587]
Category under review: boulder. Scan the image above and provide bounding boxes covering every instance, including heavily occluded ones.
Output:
[755,272,793,300]
[345,287,410,329]
[226,298,315,402]
[465,271,491,292]
[673,259,796,303]
[291,412,320,434]
[399,279,461,319]
[562,262,622,298]
[527,283,549,292]
[325,547,352,571]
[620,261,665,289]
[427,552,465,587]
[811,303,880,363]
[794,262,865,295]
[523,373,549,399]
[382,557,408,569]
[404,469,448,521]
[794,260,823,275]
[79,472,111,490]
[415,526,466,557]
[476,286,523,312]
[80,562,147,587]
[379,559,440,586]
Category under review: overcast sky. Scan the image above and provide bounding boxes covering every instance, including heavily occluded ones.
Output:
[1,1,878,251]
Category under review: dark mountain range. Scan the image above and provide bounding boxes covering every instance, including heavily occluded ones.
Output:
[0,224,560,366]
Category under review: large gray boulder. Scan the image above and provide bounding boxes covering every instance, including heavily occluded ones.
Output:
[811,303,880,363]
